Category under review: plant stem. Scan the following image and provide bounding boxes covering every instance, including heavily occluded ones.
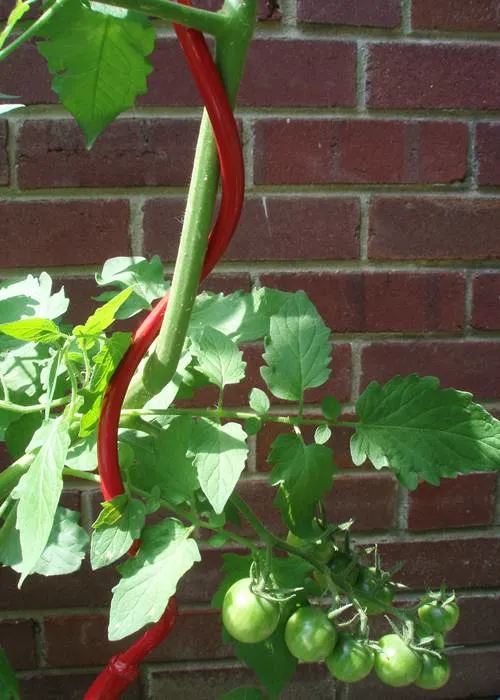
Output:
[0,396,70,414]
[0,0,70,62]
[63,467,101,483]
[123,0,257,410]
[104,0,226,35]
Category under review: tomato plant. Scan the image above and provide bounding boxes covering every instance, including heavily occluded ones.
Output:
[0,0,497,697]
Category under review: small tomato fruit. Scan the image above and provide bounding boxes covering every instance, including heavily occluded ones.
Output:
[417,601,460,633]
[222,577,280,644]
[374,634,422,687]
[414,652,451,690]
[326,632,374,683]
[285,606,337,662]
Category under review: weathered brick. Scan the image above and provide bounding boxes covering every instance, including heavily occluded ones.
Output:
[194,0,280,21]
[472,272,500,330]
[476,122,500,186]
[450,594,500,645]
[44,610,231,667]
[368,43,500,110]
[0,619,37,670]
[18,119,199,189]
[369,197,500,260]
[297,0,400,27]
[412,0,500,31]
[144,196,360,262]
[19,673,141,700]
[348,647,500,699]
[408,473,497,530]
[378,536,500,589]
[259,271,465,333]
[0,44,53,105]
[232,473,397,534]
[0,201,130,267]
[253,119,467,184]
[150,661,336,699]
[361,340,500,401]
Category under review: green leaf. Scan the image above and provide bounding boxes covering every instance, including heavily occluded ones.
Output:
[211,552,253,609]
[143,350,192,421]
[154,416,198,504]
[191,419,248,514]
[352,374,500,489]
[220,689,267,700]
[89,332,131,393]
[229,619,296,697]
[261,291,331,401]
[314,424,331,445]
[192,327,246,388]
[0,646,20,700]
[11,417,71,583]
[272,554,314,590]
[5,413,43,460]
[91,499,145,570]
[109,518,200,640]
[244,417,262,436]
[321,395,341,422]
[65,434,98,472]
[38,0,155,146]
[0,319,63,344]
[268,433,335,537]
[74,288,133,347]
[249,388,270,415]
[93,494,130,529]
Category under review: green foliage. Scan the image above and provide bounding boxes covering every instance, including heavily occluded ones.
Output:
[0,318,65,344]
[37,0,155,146]
[192,326,246,388]
[91,499,145,570]
[249,388,270,415]
[0,647,19,700]
[352,374,500,489]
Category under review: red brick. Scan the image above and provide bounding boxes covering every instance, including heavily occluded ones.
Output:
[177,547,231,604]
[44,610,231,667]
[0,201,130,267]
[361,339,500,401]
[194,0,280,21]
[348,647,500,699]
[369,197,500,261]
[239,40,356,107]
[259,271,465,333]
[19,673,140,700]
[0,44,54,105]
[297,0,400,27]
[476,122,500,185]
[0,620,37,670]
[200,273,252,294]
[150,661,336,699]
[231,473,397,535]
[368,43,500,110]
[253,119,467,185]
[412,0,500,31]
[472,272,500,330]
[450,594,500,645]
[378,536,500,589]
[408,473,497,530]
[18,119,199,189]
[143,196,360,262]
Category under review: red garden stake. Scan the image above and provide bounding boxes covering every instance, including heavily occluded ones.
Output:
[86,3,246,697]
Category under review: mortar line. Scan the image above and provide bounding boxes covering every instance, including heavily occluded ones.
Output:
[469,120,479,190]
[401,0,412,34]
[395,481,409,531]
[463,268,474,333]
[358,193,370,260]
[6,117,22,191]
[33,615,47,669]
[241,118,255,190]
[349,340,363,403]
[129,196,146,257]
[356,40,368,111]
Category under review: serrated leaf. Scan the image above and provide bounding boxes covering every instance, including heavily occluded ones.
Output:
[109,518,200,640]
[244,417,262,436]
[32,507,89,576]
[191,419,248,514]
[38,0,155,146]
[74,288,133,347]
[65,434,98,472]
[0,319,63,344]
[154,416,198,504]
[314,424,331,445]
[89,332,131,392]
[249,388,270,415]
[211,553,253,609]
[220,688,267,700]
[11,417,71,583]
[5,413,43,460]
[0,646,20,700]
[353,374,500,489]
[143,350,192,422]
[93,494,129,529]
[261,291,331,401]
[321,395,341,422]
[268,433,335,537]
[91,499,145,570]
[192,326,246,389]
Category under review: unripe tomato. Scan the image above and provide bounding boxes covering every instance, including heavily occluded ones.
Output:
[285,606,337,662]
[286,530,334,564]
[222,578,280,644]
[326,632,374,683]
[417,601,460,633]
[414,652,451,690]
[374,634,422,687]
[355,567,393,614]
[328,552,359,584]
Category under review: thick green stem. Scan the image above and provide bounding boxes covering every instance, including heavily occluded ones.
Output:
[0,454,34,503]
[104,0,226,35]
[0,396,70,414]
[0,0,70,62]
[124,0,257,409]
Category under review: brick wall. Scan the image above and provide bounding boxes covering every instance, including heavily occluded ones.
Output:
[1,0,500,698]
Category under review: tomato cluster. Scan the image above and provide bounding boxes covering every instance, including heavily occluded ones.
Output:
[221,529,460,691]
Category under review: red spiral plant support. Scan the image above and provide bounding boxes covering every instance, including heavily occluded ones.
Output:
[85,4,245,697]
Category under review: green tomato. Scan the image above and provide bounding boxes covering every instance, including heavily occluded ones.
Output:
[326,632,374,683]
[328,552,359,585]
[286,530,334,564]
[417,601,460,633]
[415,652,451,690]
[222,578,280,644]
[355,568,394,614]
[374,634,422,687]
[285,606,337,662]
